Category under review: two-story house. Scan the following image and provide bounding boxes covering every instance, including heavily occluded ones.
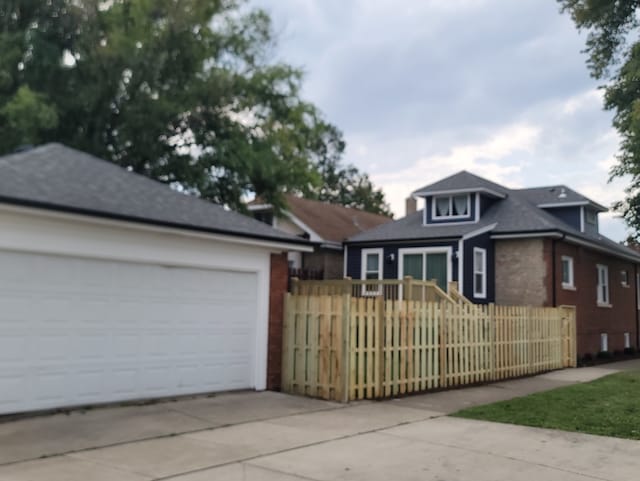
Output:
[345,171,640,356]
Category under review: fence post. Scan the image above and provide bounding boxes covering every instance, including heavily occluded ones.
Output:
[489,303,496,381]
[376,295,385,398]
[281,292,294,393]
[291,277,300,295]
[527,305,534,374]
[403,275,413,302]
[341,288,352,402]
[439,299,447,387]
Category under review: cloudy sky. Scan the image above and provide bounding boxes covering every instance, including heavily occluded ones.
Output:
[254,0,630,241]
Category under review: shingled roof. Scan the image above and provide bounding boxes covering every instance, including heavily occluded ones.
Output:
[283,195,392,244]
[0,143,310,246]
[349,171,640,262]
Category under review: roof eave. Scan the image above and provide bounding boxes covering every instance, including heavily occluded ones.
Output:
[412,187,507,199]
[0,196,313,251]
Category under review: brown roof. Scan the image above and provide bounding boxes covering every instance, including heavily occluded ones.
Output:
[283,195,392,244]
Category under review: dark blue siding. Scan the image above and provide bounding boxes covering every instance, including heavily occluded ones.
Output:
[480,195,499,216]
[424,194,476,224]
[583,208,599,235]
[543,206,581,231]
[346,241,459,283]
[462,233,495,304]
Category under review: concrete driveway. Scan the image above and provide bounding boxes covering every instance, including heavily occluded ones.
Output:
[1,362,639,480]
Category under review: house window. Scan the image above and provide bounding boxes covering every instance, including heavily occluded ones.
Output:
[399,248,450,292]
[596,264,610,306]
[473,248,486,298]
[621,270,629,287]
[624,332,631,349]
[600,333,609,352]
[637,274,640,310]
[361,248,383,295]
[585,209,597,225]
[561,256,574,289]
[432,194,470,219]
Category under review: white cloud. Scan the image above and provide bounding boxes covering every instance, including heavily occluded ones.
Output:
[254,0,632,240]
[369,123,538,216]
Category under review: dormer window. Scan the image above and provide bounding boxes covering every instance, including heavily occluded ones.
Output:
[433,194,470,219]
[585,209,597,225]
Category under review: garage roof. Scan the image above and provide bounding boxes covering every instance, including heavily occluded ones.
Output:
[0,144,311,247]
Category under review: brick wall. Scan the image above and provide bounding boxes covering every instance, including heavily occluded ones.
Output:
[553,241,638,355]
[267,252,288,390]
[495,239,548,306]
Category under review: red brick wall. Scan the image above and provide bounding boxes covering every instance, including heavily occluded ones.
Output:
[551,241,639,356]
[267,252,288,390]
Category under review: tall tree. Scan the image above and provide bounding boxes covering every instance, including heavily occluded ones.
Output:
[559,1,640,238]
[0,0,390,215]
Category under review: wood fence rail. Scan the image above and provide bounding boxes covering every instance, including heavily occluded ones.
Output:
[281,290,577,402]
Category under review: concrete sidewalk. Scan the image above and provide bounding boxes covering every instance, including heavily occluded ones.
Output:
[0,361,638,480]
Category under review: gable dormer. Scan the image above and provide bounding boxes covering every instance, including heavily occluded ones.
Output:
[413,171,508,226]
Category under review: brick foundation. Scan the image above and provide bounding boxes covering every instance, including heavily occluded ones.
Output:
[267,252,288,390]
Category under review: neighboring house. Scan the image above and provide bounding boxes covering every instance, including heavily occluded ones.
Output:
[250,195,392,279]
[0,144,311,415]
[345,171,640,356]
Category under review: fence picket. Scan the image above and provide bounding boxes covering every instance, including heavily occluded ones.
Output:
[282,286,577,402]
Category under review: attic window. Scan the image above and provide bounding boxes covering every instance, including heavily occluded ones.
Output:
[433,194,470,219]
[585,209,597,225]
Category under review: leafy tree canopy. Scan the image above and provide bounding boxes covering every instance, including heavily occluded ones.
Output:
[0,0,391,216]
[559,0,640,238]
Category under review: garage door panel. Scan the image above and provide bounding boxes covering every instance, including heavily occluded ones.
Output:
[0,250,260,415]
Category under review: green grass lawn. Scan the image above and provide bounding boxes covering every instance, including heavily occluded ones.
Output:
[452,371,640,440]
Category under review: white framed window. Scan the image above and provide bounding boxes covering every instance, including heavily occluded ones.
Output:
[561,256,574,289]
[473,247,487,298]
[432,194,471,220]
[600,333,609,352]
[621,269,629,287]
[361,248,383,295]
[624,332,631,349]
[596,264,610,306]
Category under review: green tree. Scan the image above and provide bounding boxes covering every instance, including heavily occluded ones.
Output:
[559,1,640,237]
[0,0,389,215]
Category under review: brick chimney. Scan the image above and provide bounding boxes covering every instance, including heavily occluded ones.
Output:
[405,197,417,216]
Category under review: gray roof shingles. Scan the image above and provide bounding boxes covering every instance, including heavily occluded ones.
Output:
[350,171,640,262]
[0,143,310,246]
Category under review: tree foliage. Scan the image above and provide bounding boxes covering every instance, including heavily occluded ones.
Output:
[0,0,390,215]
[559,0,640,237]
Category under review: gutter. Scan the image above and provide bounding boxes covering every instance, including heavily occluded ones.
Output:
[0,197,314,251]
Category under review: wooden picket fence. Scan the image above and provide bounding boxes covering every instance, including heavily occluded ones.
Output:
[281,289,577,402]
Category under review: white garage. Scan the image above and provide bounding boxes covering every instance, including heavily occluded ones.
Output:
[0,144,310,415]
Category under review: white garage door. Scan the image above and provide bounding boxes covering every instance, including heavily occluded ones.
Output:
[0,250,259,415]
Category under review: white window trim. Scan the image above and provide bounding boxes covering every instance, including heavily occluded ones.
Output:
[431,194,471,220]
[473,247,487,299]
[600,333,609,352]
[397,247,452,298]
[596,264,610,307]
[361,248,383,295]
[621,269,630,288]
[561,255,575,290]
